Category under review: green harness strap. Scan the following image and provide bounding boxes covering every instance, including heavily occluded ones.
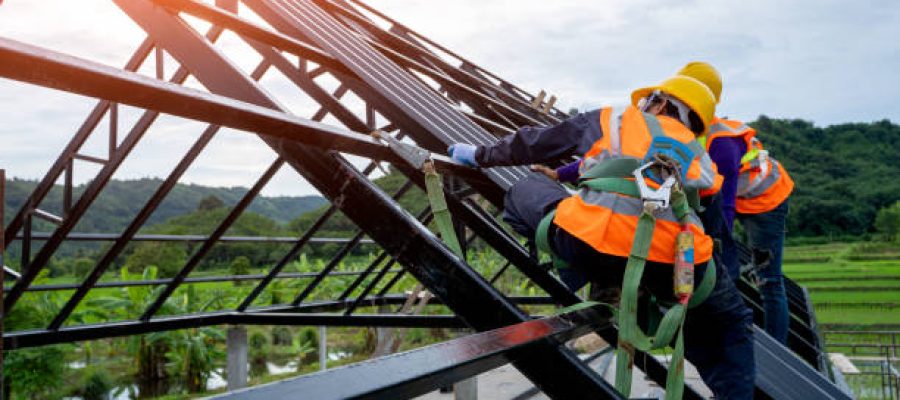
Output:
[535,171,716,399]
[423,162,464,258]
[613,189,716,400]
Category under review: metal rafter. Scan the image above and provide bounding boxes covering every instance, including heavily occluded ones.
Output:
[106,1,621,396]
[0,0,842,398]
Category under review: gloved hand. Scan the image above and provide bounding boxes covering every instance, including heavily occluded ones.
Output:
[447,143,479,167]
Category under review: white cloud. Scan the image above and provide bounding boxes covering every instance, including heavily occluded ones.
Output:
[1,0,898,196]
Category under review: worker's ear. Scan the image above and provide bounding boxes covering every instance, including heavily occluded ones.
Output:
[647,98,667,116]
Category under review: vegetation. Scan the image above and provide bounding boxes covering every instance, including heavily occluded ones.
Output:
[2,178,327,262]
[2,117,898,397]
[784,241,900,328]
[751,117,900,238]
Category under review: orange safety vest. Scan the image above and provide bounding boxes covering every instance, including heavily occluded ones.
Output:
[554,106,715,264]
[705,118,794,214]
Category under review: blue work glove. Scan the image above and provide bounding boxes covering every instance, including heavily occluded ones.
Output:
[447,143,479,167]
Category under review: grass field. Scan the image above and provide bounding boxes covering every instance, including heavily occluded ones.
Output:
[784,243,900,310]
[783,242,899,398]
[784,242,900,329]
[784,243,900,325]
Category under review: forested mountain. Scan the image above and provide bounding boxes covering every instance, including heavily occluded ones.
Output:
[751,117,900,237]
[3,178,327,232]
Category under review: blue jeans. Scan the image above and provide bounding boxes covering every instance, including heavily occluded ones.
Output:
[503,174,756,399]
[737,199,790,344]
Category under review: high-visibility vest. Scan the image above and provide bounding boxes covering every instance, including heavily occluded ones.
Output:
[554,106,716,264]
[703,118,794,214]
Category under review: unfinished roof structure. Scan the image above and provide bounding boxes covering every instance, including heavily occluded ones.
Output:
[0,0,852,398]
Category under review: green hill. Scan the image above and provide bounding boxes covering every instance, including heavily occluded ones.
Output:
[3,177,327,232]
[751,117,900,237]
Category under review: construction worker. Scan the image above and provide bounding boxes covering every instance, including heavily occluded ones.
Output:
[448,74,755,399]
[679,62,794,345]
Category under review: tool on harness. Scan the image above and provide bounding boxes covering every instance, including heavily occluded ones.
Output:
[638,156,697,303]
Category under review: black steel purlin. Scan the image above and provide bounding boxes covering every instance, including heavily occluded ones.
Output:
[0,0,843,398]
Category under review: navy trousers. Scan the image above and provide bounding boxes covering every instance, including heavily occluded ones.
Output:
[503,174,756,399]
[738,199,790,344]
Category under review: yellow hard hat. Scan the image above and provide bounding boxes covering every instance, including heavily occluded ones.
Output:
[631,75,717,134]
[677,61,722,103]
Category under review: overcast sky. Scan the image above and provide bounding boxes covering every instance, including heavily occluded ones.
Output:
[1,0,898,196]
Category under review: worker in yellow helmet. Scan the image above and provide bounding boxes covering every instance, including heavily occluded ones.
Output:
[448,74,754,399]
[679,61,795,345]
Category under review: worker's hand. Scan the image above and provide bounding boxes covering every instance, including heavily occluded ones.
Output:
[530,164,559,181]
[447,143,478,167]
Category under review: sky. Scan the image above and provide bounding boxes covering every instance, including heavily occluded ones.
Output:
[0,0,898,196]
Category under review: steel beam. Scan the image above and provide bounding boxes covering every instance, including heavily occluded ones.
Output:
[17,232,375,244]
[5,296,555,349]
[2,38,155,247]
[0,39,488,185]
[212,305,619,400]
[140,158,285,320]
[47,126,219,329]
[3,269,404,292]
[105,1,619,397]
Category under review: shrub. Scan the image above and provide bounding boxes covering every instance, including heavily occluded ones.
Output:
[78,367,115,400]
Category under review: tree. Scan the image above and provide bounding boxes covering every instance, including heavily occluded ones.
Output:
[875,201,900,240]
[125,242,187,277]
[229,256,251,285]
[196,195,225,212]
[72,257,95,278]
[4,346,67,400]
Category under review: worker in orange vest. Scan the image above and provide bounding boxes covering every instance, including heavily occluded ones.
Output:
[679,62,794,345]
[449,74,755,399]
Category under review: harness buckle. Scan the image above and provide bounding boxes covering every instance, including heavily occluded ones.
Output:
[633,161,678,211]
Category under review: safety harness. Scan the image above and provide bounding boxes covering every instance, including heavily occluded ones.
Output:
[374,123,716,399]
[535,113,717,399]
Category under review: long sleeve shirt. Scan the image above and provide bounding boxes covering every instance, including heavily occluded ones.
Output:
[708,137,746,231]
[474,109,603,167]
[555,160,581,183]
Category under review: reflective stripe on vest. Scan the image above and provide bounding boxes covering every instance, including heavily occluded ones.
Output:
[582,107,715,190]
[555,105,715,264]
[578,189,704,227]
[610,105,626,156]
[738,158,782,198]
[581,106,627,174]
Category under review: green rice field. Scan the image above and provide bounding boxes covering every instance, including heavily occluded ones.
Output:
[783,242,899,398]
[784,242,900,327]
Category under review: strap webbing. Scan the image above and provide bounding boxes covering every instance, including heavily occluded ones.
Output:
[614,189,716,400]
[424,162,464,258]
[579,158,641,181]
[536,209,567,269]
[535,159,716,399]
